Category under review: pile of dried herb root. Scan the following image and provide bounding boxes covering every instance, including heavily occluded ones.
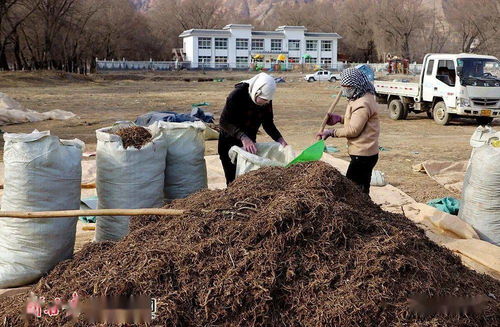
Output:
[0,162,498,326]
[114,126,152,149]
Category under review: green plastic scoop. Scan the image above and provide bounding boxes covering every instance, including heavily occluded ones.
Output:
[286,90,342,168]
[286,140,325,167]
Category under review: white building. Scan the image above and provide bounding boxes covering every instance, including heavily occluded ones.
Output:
[179,24,341,70]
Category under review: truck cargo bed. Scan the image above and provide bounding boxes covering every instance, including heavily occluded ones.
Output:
[374,80,419,98]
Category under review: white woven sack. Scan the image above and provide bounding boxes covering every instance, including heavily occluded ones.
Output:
[95,122,167,242]
[228,142,295,178]
[459,143,500,245]
[160,121,207,201]
[0,131,83,288]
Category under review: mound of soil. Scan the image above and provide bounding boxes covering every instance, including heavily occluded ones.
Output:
[0,162,498,326]
[114,126,152,149]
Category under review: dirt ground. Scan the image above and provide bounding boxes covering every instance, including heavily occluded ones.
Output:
[0,70,497,203]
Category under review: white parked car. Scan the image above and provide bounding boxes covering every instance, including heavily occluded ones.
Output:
[304,70,340,82]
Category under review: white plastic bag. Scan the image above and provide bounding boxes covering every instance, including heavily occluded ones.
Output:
[459,143,500,245]
[95,122,168,242]
[370,170,387,186]
[0,131,83,288]
[161,121,207,201]
[228,142,295,177]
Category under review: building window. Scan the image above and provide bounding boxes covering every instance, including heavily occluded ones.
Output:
[321,40,332,51]
[321,58,332,66]
[215,38,228,50]
[198,56,211,67]
[271,39,282,51]
[288,40,300,51]
[306,40,318,51]
[236,39,249,50]
[215,56,228,68]
[236,56,248,68]
[305,57,317,64]
[251,39,264,51]
[198,37,211,49]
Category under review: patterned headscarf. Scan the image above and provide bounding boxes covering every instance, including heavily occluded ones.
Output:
[340,68,375,101]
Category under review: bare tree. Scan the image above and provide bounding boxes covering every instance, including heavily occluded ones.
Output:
[0,0,39,69]
[148,0,229,59]
[371,0,430,60]
[444,0,500,56]
[339,0,377,62]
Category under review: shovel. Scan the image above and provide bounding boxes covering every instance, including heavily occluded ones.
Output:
[286,90,343,167]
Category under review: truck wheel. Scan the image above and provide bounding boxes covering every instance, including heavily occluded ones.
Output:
[476,117,494,125]
[388,99,407,120]
[433,101,451,125]
[308,77,315,82]
[402,103,409,120]
[329,77,337,82]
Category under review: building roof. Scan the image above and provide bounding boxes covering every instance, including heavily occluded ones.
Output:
[223,24,253,30]
[251,31,285,37]
[304,32,342,39]
[179,26,342,39]
[276,26,307,31]
[179,29,231,37]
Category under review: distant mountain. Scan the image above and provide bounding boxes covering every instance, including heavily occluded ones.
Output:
[129,0,157,11]
[130,0,328,18]
[130,0,445,22]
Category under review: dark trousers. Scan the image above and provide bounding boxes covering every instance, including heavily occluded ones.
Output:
[218,135,242,185]
[346,154,379,194]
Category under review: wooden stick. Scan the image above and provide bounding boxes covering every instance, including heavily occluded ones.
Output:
[81,183,96,189]
[0,208,185,219]
[0,183,96,190]
[317,90,343,138]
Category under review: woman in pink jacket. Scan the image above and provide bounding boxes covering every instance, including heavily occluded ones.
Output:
[317,68,380,194]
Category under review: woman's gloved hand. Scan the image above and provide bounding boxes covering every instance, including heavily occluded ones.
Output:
[326,113,343,126]
[277,137,288,147]
[316,130,333,140]
[241,135,257,154]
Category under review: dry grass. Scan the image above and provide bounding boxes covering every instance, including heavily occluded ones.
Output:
[0,70,498,202]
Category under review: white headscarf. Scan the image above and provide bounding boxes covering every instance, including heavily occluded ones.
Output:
[241,72,276,104]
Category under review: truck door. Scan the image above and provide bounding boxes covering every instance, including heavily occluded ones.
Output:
[422,59,457,107]
[422,59,435,101]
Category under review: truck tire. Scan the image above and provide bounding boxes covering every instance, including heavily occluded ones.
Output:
[402,103,410,120]
[329,77,337,82]
[433,101,451,125]
[476,117,494,125]
[308,77,315,82]
[388,99,407,120]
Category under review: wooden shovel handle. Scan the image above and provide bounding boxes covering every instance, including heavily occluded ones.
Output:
[318,90,343,136]
[0,208,185,219]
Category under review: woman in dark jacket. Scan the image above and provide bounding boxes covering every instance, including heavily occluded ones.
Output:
[218,72,287,184]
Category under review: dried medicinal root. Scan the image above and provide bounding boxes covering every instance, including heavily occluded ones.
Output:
[114,126,152,149]
[0,162,498,326]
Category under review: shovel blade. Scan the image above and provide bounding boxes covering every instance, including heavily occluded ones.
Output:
[286,140,325,167]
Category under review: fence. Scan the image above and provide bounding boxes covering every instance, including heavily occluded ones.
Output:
[95,60,191,72]
[95,59,423,74]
